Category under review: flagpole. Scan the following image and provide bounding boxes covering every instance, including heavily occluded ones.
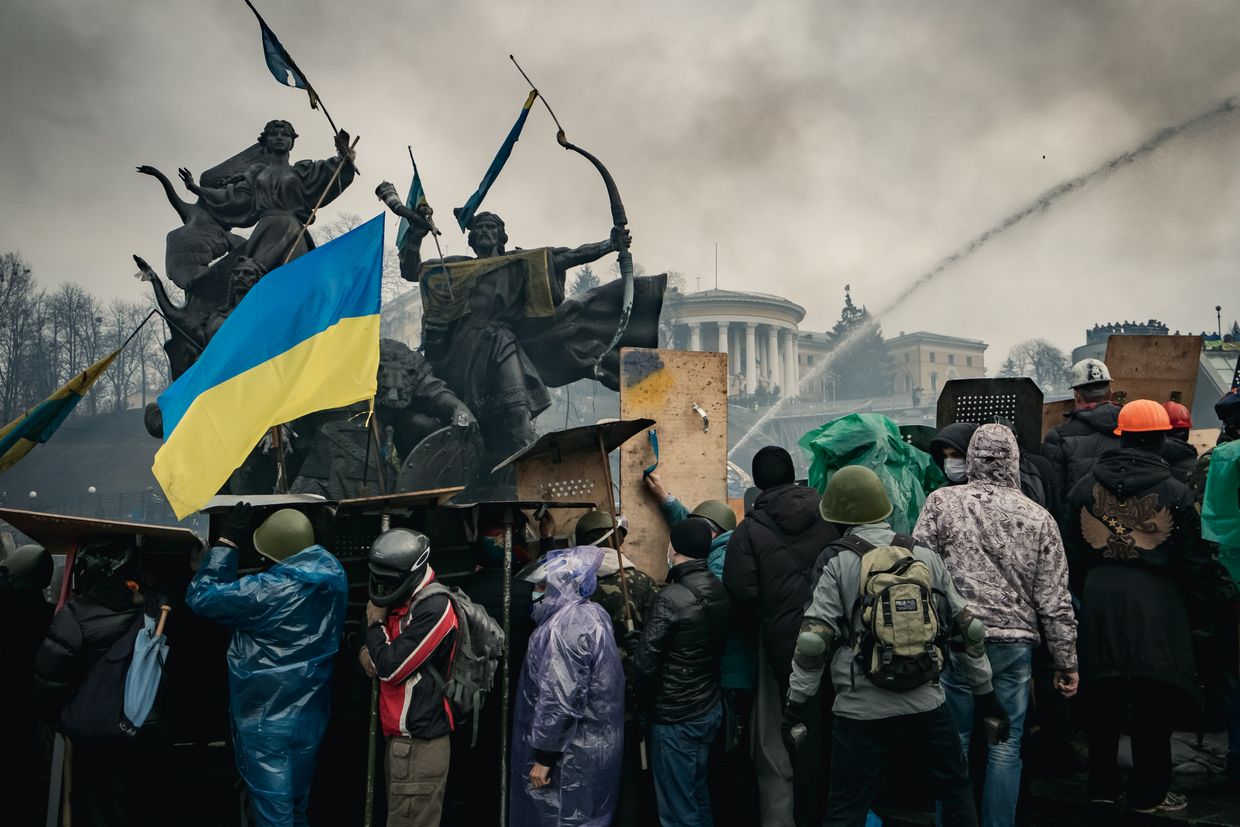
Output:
[510,54,564,134]
[243,0,340,137]
[407,146,453,297]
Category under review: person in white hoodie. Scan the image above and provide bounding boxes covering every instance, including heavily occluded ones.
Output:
[915,424,1078,827]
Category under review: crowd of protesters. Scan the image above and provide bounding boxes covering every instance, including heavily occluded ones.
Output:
[3,357,1240,827]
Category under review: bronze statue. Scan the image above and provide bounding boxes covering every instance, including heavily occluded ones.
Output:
[289,339,478,499]
[376,182,665,470]
[177,121,355,275]
[136,164,246,291]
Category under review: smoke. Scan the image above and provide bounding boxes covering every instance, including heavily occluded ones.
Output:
[731,95,1240,457]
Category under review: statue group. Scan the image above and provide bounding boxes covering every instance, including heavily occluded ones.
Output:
[136,120,665,499]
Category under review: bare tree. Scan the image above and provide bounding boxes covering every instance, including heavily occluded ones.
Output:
[998,338,1071,392]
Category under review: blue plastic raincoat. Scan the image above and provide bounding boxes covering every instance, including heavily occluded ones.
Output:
[186,544,347,827]
[511,546,625,827]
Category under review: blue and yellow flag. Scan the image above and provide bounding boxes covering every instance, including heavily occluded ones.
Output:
[395,168,428,251]
[0,349,121,473]
[454,90,538,232]
[153,214,383,518]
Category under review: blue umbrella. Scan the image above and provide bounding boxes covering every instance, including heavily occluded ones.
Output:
[124,605,170,729]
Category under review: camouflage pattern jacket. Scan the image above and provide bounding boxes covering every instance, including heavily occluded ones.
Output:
[915,424,1078,671]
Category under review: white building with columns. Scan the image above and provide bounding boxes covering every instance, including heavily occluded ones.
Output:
[669,289,807,398]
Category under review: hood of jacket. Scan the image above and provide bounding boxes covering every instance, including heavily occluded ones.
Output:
[532,546,604,625]
[1065,402,1121,435]
[931,422,979,464]
[965,424,1021,490]
[1091,447,1172,499]
[751,482,823,535]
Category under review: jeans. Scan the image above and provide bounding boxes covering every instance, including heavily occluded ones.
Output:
[651,703,723,827]
[940,642,1033,827]
[827,706,977,827]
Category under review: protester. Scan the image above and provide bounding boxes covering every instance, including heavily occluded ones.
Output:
[358,528,458,827]
[725,445,838,826]
[786,465,1005,827]
[1063,400,1235,813]
[1162,401,1198,483]
[1042,358,1120,515]
[575,509,659,827]
[511,546,624,827]
[633,519,732,827]
[644,471,760,823]
[915,424,1078,827]
[3,544,54,825]
[1190,389,1239,501]
[930,422,978,486]
[34,536,168,827]
[186,505,347,827]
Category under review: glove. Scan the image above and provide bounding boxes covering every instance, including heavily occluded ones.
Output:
[974,691,1011,744]
[781,699,809,755]
[220,502,254,547]
[620,629,642,651]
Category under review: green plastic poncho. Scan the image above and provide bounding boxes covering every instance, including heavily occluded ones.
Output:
[1202,440,1240,585]
[799,413,946,533]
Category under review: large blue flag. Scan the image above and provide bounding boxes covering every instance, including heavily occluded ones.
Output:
[454,91,538,231]
[153,215,383,518]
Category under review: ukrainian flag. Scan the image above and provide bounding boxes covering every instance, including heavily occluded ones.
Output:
[0,348,120,473]
[454,90,539,232]
[153,214,383,518]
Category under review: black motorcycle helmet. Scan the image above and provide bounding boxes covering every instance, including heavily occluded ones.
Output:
[72,536,134,594]
[368,528,432,607]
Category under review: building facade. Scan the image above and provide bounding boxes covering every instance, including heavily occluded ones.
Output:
[669,289,806,398]
[886,331,988,395]
[380,288,422,347]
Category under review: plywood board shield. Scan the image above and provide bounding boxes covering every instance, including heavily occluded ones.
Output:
[1105,335,1202,405]
[619,349,728,578]
[1041,399,1077,440]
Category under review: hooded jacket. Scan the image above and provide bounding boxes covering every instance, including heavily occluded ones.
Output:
[511,547,624,827]
[1063,444,1234,690]
[1042,402,1121,521]
[187,544,347,825]
[723,483,840,685]
[915,425,1077,670]
[1163,435,1198,485]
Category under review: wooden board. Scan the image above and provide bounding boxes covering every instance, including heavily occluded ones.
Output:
[619,348,728,578]
[1105,335,1202,405]
[1189,428,1220,457]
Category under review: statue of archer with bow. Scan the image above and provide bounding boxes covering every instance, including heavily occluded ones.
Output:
[375,91,665,476]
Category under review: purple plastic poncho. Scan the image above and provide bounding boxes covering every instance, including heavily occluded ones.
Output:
[510,546,624,827]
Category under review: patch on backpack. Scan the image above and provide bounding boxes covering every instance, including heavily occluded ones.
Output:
[894,598,918,612]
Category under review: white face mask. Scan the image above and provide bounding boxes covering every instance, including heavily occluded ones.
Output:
[943,457,967,483]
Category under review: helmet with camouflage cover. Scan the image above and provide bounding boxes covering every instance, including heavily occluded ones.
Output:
[819,465,893,526]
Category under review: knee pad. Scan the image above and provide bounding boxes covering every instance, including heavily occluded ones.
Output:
[793,618,834,671]
[955,609,986,658]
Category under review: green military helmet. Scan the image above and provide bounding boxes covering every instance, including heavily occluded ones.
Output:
[252,509,315,563]
[691,500,737,534]
[819,466,893,526]
[1,543,53,587]
[574,510,624,546]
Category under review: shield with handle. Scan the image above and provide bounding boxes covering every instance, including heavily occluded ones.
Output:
[395,425,482,493]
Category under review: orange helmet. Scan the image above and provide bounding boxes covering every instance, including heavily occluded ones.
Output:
[1114,399,1172,436]
[1162,401,1192,430]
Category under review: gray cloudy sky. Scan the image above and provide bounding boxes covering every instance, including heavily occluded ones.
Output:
[2,0,1239,368]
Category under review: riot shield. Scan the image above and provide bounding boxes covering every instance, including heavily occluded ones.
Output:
[936,378,1044,453]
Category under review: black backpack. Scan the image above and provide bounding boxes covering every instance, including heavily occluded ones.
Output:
[60,611,143,740]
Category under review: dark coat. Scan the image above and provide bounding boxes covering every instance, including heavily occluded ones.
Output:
[33,577,143,719]
[1042,402,1122,522]
[632,559,731,723]
[1163,435,1199,485]
[723,483,839,685]
[1064,447,1233,692]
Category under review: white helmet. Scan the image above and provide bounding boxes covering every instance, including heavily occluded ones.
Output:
[1070,358,1112,389]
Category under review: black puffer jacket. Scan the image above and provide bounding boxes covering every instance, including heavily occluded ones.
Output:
[1163,436,1198,484]
[1042,403,1121,520]
[723,483,839,685]
[1064,447,1235,691]
[633,559,731,724]
[33,578,144,718]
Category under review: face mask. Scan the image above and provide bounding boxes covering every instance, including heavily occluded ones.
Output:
[531,589,546,604]
[943,457,967,483]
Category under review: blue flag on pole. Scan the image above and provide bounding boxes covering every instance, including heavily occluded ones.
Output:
[395,169,427,251]
[454,91,538,232]
[244,0,320,107]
